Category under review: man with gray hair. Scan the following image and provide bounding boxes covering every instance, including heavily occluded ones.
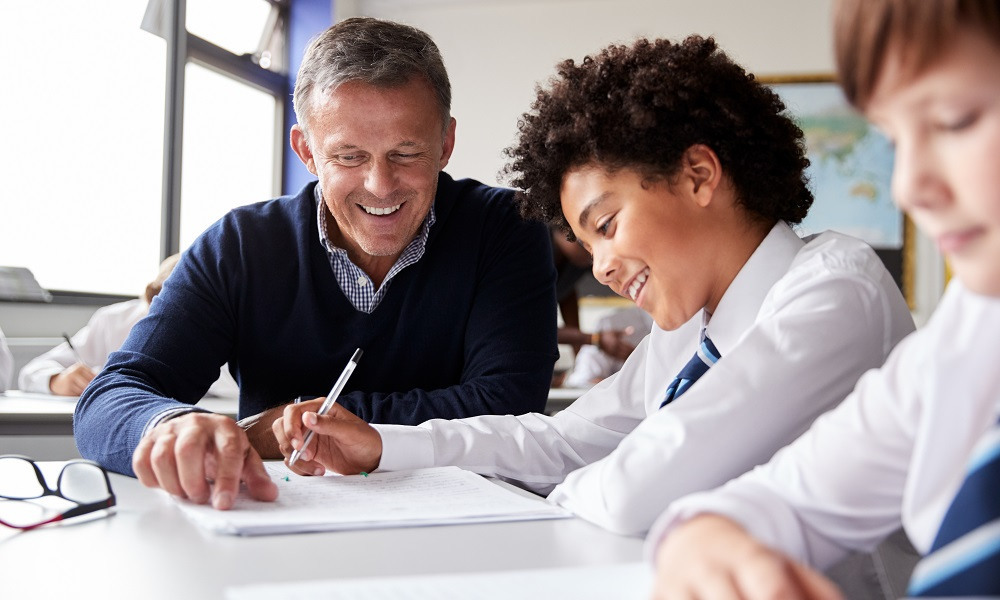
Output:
[75,18,557,509]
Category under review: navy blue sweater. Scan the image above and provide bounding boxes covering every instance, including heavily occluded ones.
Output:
[75,174,558,475]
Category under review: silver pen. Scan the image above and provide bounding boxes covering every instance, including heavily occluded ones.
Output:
[289,348,363,466]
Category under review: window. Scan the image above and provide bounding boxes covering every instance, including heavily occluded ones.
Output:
[0,0,166,296]
[186,0,274,57]
[180,63,278,249]
[0,0,287,296]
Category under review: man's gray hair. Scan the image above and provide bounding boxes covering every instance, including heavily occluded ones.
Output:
[293,17,452,138]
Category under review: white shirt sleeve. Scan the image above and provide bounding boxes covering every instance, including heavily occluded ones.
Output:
[647,282,1000,569]
[646,351,918,569]
[18,299,146,393]
[0,327,13,392]
[375,334,655,495]
[547,251,911,536]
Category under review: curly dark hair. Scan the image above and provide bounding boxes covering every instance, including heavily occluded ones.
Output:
[503,35,813,237]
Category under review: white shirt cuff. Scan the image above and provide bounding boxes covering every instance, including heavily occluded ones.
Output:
[372,423,435,471]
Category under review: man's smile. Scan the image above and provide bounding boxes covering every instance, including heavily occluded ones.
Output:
[360,203,403,216]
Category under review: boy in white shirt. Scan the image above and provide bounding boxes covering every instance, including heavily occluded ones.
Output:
[650,1,1000,597]
[562,306,652,389]
[268,35,915,538]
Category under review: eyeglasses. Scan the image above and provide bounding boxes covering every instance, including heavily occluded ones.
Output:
[0,455,116,530]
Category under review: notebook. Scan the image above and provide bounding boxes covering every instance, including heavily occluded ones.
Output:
[174,463,570,536]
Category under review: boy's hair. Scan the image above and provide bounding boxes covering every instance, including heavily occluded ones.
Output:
[502,35,813,237]
[835,0,1000,111]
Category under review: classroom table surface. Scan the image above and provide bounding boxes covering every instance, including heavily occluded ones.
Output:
[0,463,645,600]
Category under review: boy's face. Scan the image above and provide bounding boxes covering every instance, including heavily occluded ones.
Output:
[866,30,1000,296]
[559,164,727,331]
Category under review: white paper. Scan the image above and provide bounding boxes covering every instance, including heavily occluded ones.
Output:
[174,464,570,536]
[225,562,653,600]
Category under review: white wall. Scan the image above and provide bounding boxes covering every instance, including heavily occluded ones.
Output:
[342,0,834,186]
[337,0,945,323]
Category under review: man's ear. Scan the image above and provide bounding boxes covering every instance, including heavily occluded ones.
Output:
[682,144,723,207]
[290,125,317,175]
[438,117,457,170]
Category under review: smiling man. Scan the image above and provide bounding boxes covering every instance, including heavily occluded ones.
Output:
[74,18,557,510]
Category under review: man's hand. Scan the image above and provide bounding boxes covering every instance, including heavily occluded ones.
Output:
[132,412,278,510]
[652,514,844,600]
[273,400,382,476]
[49,363,97,396]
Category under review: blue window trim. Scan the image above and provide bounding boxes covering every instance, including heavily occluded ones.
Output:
[283,0,331,196]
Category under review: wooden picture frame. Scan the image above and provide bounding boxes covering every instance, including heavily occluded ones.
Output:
[760,74,914,307]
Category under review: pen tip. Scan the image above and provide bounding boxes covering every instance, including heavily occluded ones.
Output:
[352,349,363,362]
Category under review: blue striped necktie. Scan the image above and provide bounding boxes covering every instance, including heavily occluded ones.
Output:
[908,416,1000,596]
[660,330,720,409]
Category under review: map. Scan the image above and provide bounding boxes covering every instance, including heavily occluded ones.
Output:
[772,81,902,249]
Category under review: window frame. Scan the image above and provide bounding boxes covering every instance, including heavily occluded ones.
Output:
[158,0,289,260]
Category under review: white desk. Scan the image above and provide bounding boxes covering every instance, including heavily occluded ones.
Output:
[0,466,645,600]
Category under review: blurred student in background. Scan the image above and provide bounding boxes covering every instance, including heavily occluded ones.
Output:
[562,305,652,388]
[18,255,237,397]
[552,230,638,367]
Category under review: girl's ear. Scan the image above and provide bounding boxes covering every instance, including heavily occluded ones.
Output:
[682,144,723,207]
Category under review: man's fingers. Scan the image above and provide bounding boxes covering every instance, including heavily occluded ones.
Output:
[132,435,158,488]
[242,449,278,502]
[210,425,248,510]
[174,426,211,504]
[148,432,186,499]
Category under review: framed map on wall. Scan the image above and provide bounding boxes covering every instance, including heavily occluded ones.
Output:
[763,75,912,303]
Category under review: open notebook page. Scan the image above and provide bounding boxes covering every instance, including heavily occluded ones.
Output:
[173,463,570,536]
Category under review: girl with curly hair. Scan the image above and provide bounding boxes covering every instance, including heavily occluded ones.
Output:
[273,35,913,542]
